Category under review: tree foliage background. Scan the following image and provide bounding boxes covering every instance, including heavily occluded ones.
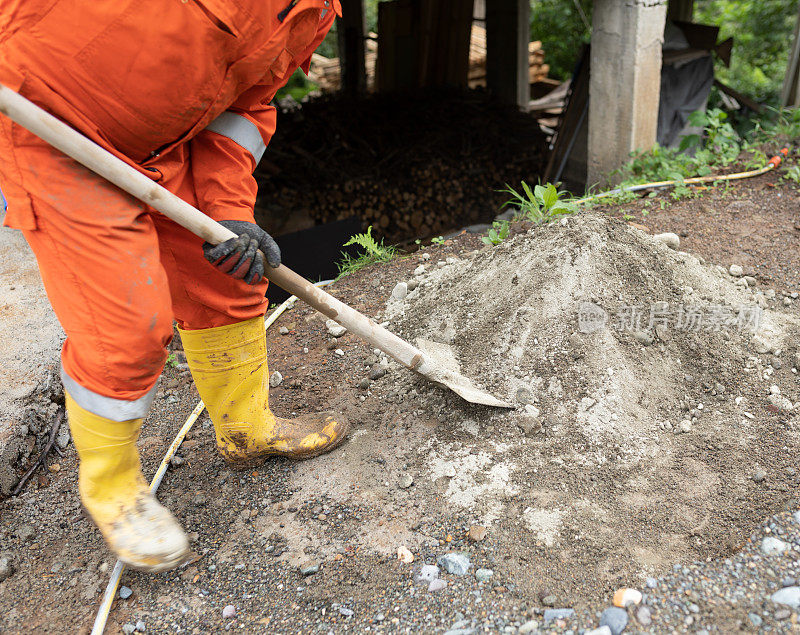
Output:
[302,0,799,107]
[695,0,798,105]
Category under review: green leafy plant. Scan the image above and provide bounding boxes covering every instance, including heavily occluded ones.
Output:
[431,236,445,246]
[680,109,741,165]
[782,164,800,184]
[337,225,397,277]
[165,353,178,368]
[499,181,578,223]
[482,220,511,246]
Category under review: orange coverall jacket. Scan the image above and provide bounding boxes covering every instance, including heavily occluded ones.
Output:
[0,0,338,413]
[0,0,339,230]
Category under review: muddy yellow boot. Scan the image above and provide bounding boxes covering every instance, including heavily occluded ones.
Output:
[66,393,190,572]
[179,316,349,466]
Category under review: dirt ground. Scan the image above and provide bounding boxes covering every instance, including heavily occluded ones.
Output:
[1,170,800,634]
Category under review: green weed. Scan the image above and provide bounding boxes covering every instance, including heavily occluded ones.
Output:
[482,220,511,246]
[337,225,397,278]
[499,181,578,223]
[782,164,800,184]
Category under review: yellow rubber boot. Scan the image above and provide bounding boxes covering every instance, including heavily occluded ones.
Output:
[67,393,190,572]
[179,316,349,466]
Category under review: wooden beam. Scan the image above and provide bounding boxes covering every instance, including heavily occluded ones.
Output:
[666,0,694,22]
[337,0,367,96]
[485,0,530,109]
[782,3,800,108]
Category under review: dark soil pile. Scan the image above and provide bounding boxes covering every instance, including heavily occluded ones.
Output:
[253,90,549,241]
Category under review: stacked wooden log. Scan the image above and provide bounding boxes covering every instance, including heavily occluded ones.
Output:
[467,25,550,88]
[307,25,549,93]
[253,90,549,243]
[308,37,378,93]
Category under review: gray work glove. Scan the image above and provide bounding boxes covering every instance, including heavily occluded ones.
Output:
[202,220,281,285]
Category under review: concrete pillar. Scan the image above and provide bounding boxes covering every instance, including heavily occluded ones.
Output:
[587,0,667,186]
[337,0,367,96]
[485,0,530,110]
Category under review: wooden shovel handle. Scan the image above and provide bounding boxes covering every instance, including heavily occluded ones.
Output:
[0,84,432,374]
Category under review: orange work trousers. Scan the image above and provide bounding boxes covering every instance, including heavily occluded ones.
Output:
[16,131,268,408]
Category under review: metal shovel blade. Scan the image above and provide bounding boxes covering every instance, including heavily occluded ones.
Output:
[415,339,514,408]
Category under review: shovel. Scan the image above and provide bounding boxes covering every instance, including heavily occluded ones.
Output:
[0,84,512,408]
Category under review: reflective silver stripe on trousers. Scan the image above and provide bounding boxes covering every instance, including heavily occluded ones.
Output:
[205,112,266,165]
[61,367,159,422]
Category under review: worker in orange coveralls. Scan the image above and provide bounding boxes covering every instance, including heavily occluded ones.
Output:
[0,0,349,572]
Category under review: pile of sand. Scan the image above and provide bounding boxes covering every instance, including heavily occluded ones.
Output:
[385,212,799,459]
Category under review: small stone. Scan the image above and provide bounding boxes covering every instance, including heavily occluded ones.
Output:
[392,282,408,300]
[600,607,628,635]
[678,420,692,434]
[0,557,14,582]
[475,568,493,582]
[368,365,386,381]
[325,319,347,338]
[299,561,320,576]
[785,297,793,306]
[542,595,558,607]
[135,621,146,632]
[745,276,757,287]
[782,576,797,587]
[776,608,792,620]
[122,625,136,635]
[767,393,793,412]
[729,264,744,277]
[585,628,612,635]
[794,511,800,525]
[468,525,487,542]
[119,586,133,600]
[653,232,680,249]
[771,586,800,609]
[752,469,767,483]
[56,424,71,449]
[645,577,657,589]
[334,348,344,357]
[338,607,354,617]
[748,613,762,627]
[222,605,236,619]
[518,417,542,437]
[518,621,539,634]
[192,494,208,507]
[633,330,654,346]
[170,455,184,467]
[269,371,283,387]
[543,609,575,623]
[752,336,771,354]
[407,280,419,291]
[437,552,471,576]
[413,564,439,584]
[761,536,789,556]
[636,606,652,627]
[413,265,426,276]
[398,473,414,489]
[17,524,35,542]
[279,326,289,335]
[397,546,414,563]
[612,588,642,607]
[358,378,371,390]
[428,578,448,592]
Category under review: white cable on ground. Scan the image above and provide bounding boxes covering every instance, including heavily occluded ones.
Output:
[91,279,334,634]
